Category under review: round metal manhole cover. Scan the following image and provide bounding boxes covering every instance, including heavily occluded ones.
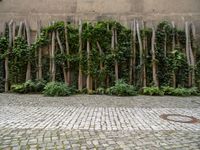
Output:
[160,114,200,124]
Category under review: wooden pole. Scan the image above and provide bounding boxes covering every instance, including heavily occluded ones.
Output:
[78,20,83,91]
[5,20,13,92]
[25,20,32,81]
[185,22,192,87]
[37,20,43,80]
[151,26,158,87]
[64,22,71,85]
[51,22,56,82]
[56,30,68,85]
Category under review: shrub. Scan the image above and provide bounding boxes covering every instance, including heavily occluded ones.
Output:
[143,86,164,96]
[171,87,191,96]
[106,79,137,96]
[11,80,46,93]
[34,80,46,92]
[171,87,199,96]
[11,80,35,93]
[161,86,175,95]
[11,84,25,93]
[188,87,200,96]
[96,87,105,95]
[43,82,73,96]
[23,80,36,93]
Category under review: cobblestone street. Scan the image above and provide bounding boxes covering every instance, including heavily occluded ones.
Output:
[0,94,200,149]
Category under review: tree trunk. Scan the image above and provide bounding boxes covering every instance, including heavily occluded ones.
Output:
[51,30,56,82]
[151,27,158,87]
[111,27,118,81]
[56,30,68,85]
[64,22,71,85]
[114,28,119,81]
[97,41,103,70]
[136,21,143,87]
[78,20,83,91]
[106,23,110,87]
[142,21,147,87]
[172,21,176,88]
[12,21,16,46]
[5,20,13,92]
[25,20,31,81]
[49,22,52,75]
[37,20,43,80]
[185,22,192,87]
[136,21,143,66]
[18,21,23,37]
[190,23,196,87]
[164,26,167,58]
[129,20,136,85]
[86,40,93,93]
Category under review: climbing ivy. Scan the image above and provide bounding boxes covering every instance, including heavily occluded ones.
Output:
[0,20,198,93]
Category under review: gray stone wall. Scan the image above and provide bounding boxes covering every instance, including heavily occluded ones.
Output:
[0,0,200,31]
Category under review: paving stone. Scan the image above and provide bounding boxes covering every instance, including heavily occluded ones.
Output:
[0,94,200,149]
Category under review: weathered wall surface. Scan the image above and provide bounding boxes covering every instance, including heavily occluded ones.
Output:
[0,0,200,30]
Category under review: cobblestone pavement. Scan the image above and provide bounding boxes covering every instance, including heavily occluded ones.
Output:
[0,94,200,149]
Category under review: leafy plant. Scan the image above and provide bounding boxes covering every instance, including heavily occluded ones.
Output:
[188,87,200,96]
[43,82,74,96]
[161,86,175,95]
[34,80,47,92]
[11,80,46,93]
[107,79,137,96]
[96,87,105,95]
[143,86,164,96]
[11,84,25,93]
[171,87,191,96]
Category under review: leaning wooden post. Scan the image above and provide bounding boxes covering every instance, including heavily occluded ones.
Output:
[5,20,13,92]
[129,20,136,85]
[86,40,91,92]
[25,20,32,81]
[78,20,83,91]
[172,21,176,88]
[64,22,71,85]
[37,20,43,80]
[136,21,143,66]
[185,22,192,87]
[12,21,16,46]
[17,21,23,37]
[136,21,144,87]
[97,41,103,71]
[56,29,68,85]
[86,23,93,93]
[142,21,147,87]
[151,26,158,87]
[51,24,56,82]
[190,23,196,87]
[114,27,119,81]
[111,25,119,81]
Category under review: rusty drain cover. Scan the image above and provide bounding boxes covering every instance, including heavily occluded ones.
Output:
[160,114,200,124]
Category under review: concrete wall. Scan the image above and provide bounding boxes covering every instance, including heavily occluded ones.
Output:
[0,0,200,31]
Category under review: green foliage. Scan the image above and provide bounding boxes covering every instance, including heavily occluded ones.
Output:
[143,87,164,96]
[161,86,175,95]
[0,20,198,95]
[146,86,200,96]
[11,84,25,93]
[171,88,192,96]
[107,79,137,96]
[11,80,46,93]
[96,87,105,95]
[43,82,74,96]
[187,87,200,96]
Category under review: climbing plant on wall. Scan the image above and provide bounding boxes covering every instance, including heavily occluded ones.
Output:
[0,20,199,94]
